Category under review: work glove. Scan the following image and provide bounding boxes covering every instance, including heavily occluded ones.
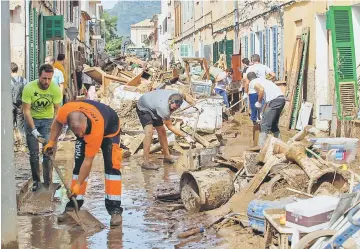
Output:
[196,107,204,114]
[43,140,56,156]
[255,102,262,109]
[243,93,248,101]
[31,129,42,138]
[70,183,81,197]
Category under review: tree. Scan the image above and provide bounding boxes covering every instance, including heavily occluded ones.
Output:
[101,11,122,56]
[102,12,118,41]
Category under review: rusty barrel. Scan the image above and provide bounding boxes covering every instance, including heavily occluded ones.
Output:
[180,168,234,212]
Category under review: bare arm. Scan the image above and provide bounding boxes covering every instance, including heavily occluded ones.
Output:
[163,119,186,137]
[53,103,60,118]
[23,103,35,130]
[254,83,265,103]
[77,156,95,185]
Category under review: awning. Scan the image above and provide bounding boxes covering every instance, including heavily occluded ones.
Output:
[81,11,91,21]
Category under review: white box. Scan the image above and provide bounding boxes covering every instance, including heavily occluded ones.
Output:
[285,196,339,233]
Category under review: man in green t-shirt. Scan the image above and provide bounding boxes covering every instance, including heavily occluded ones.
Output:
[22,64,62,191]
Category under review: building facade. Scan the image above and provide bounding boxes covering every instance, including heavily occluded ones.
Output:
[172,0,359,134]
[9,0,104,92]
[130,19,154,48]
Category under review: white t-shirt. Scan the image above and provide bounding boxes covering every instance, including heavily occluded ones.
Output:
[52,68,64,86]
[247,64,272,94]
[249,78,283,103]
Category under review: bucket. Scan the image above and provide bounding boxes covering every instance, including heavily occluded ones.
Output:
[180,168,234,212]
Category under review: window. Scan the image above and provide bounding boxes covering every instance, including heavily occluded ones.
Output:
[244,36,248,58]
[141,34,148,42]
[250,33,255,57]
[163,18,167,33]
[271,26,278,78]
[180,44,192,57]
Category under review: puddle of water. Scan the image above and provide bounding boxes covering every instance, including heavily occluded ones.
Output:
[17,141,227,249]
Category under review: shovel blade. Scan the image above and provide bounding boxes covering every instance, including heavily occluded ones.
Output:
[67,210,105,234]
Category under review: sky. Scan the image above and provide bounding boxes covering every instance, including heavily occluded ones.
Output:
[101,0,118,10]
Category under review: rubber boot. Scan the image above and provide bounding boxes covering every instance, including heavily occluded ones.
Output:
[42,159,53,188]
[30,161,41,192]
[273,131,281,139]
[110,214,122,226]
[258,132,268,148]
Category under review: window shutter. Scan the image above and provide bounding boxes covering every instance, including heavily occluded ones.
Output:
[34,9,38,76]
[272,26,278,78]
[244,36,248,58]
[213,41,218,62]
[328,6,358,120]
[29,8,35,81]
[265,28,271,67]
[259,31,264,63]
[226,39,234,68]
[39,14,45,64]
[44,15,64,41]
[250,33,255,56]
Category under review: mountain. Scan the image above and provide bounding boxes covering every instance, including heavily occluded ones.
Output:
[107,0,161,38]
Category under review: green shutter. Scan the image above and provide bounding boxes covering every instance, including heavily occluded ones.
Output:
[328,6,358,120]
[29,8,35,81]
[44,15,64,41]
[225,39,234,69]
[39,14,45,64]
[34,9,38,77]
[213,42,219,63]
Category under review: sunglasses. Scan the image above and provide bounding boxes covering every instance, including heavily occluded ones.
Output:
[171,100,183,106]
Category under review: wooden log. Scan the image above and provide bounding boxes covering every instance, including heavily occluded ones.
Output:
[181,126,211,148]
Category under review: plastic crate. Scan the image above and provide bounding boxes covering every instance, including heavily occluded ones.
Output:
[191,80,212,96]
[247,197,296,233]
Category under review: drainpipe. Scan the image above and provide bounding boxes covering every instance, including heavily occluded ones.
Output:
[234,0,239,54]
[25,0,31,80]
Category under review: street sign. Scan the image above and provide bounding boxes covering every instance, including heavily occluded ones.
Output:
[66,27,79,41]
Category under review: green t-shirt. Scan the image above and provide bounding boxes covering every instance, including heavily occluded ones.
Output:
[22,80,62,119]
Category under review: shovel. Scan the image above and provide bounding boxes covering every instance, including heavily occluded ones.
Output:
[37,137,84,230]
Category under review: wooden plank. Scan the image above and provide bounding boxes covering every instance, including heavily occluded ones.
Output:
[291,28,310,129]
[279,38,301,129]
[295,102,313,130]
[126,72,143,87]
[285,39,304,129]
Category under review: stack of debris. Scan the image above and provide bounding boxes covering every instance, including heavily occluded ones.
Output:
[172,124,359,246]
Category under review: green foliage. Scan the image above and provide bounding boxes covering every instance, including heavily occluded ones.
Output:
[102,11,122,56]
[106,37,123,56]
[102,12,118,41]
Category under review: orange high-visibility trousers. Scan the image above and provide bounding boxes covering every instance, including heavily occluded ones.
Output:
[66,135,123,215]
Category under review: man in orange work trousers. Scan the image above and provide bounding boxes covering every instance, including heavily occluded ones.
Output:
[44,100,123,226]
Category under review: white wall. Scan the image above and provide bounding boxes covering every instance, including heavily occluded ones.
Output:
[130,27,153,48]
[315,14,330,131]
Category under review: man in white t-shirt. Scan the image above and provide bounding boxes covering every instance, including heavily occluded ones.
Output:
[45,56,64,96]
[247,72,285,147]
[244,54,276,124]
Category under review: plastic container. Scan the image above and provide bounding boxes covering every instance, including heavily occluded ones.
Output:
[191,80,212,96]
[286,196,339,233]
[247,197,297,233]
[308,138,358,163]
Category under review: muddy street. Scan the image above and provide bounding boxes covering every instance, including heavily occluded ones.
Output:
[16,141,231,249]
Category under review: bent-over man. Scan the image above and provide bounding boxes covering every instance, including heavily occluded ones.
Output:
[44,100,123,226]
[136,89,195,170]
